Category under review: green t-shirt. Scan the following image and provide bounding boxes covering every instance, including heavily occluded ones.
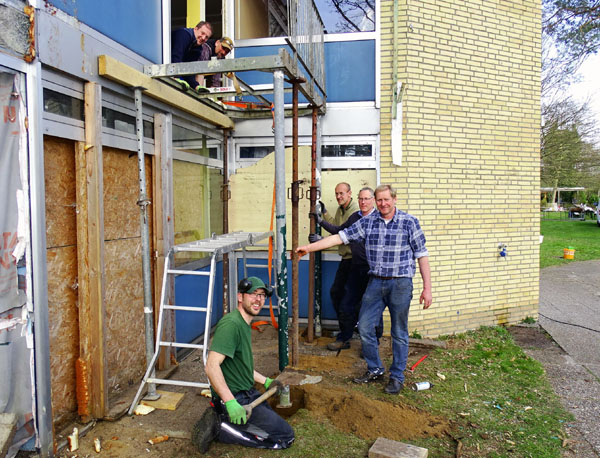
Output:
[209,308,254,396]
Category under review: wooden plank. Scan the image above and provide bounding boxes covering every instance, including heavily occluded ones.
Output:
[140,390,184,411]
[153,113,175,370]
[98,55,234,129]
[77,82,108,419]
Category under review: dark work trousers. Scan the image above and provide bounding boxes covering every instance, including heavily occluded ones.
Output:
[337,263,370,342]
[330,258,353,323]
[213,388,294,449]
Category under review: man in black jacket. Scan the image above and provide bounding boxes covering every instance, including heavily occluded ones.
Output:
[311,187,383,351]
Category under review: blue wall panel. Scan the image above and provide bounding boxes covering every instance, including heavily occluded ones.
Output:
[51,0,162,63]
[173,258,339,345]
[174,263,224,344]
[236,40,375,103]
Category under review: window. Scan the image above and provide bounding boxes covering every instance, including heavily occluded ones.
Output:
[102,107,154,139]
[314,0,375,33]
[43,89,84,120]
[322,144,372,157]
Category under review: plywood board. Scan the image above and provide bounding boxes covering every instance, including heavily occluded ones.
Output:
[140,390,185,411]
[104,237,147,391]
[46,245,79,426]
[44,137,77,248]
[103,148,153,241]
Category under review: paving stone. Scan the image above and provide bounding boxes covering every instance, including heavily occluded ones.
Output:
[368,437,428,458]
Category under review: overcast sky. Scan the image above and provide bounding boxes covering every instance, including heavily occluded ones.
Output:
[569,53,600,126]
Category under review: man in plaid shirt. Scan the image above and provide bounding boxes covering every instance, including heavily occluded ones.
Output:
[297,184,432,394]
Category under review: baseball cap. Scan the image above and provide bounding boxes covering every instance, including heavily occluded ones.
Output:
[220,36,234,51]
[244,276,267,293]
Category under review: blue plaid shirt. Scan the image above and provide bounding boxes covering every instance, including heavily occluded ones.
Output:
[339,209,428,278]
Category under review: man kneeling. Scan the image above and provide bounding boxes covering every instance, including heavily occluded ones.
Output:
[193,277,294,452]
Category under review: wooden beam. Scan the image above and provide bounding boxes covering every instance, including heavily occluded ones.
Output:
[76,82,108,419]
[152,113,175,370]
[98,55,234,129]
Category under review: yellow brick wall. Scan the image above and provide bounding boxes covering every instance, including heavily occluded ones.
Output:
[380,0,541,337]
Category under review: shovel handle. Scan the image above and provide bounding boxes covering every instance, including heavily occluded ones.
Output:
[243,385,279,420]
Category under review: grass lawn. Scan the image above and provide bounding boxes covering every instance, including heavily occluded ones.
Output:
[540,218,600,268]
[211,327,571,458]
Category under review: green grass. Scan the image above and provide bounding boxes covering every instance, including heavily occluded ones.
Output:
[206,327,572,458]
[540,219,600,268]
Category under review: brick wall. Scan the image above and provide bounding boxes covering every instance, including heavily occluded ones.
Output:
[380,0,541,336]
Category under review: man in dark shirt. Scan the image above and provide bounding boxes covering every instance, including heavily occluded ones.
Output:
[202,37,234,88]
[171,21,212,91]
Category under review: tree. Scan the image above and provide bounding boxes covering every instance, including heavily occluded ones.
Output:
[542,98,600,202]
[542,1,600,99]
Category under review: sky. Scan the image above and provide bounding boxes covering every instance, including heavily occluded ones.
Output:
[569,53,600,128]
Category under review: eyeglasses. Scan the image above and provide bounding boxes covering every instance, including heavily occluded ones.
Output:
[246,292,267,300]
[358,197,374,201]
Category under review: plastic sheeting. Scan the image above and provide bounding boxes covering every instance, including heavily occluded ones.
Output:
[0,70,34,457]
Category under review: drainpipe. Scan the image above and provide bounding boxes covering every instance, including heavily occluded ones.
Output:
[273,71,289,371]
[222,129,230,313]
[134,88,158,400]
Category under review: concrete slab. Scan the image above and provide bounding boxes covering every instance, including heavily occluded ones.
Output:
[0,413,17,458]
[368,437,428,458]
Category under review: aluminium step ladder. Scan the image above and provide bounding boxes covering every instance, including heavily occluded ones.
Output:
[128,231,273,415]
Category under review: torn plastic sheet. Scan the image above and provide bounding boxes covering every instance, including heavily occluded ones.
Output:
[0,70,35,458]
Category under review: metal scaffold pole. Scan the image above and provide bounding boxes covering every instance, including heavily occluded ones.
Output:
[134,87,159,400]
[273,71,289,371]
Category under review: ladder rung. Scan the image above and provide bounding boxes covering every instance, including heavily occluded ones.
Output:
[147,378,209,389]
[164,305,208,312]
[159,341,204,349]
[246,263,269,268]
[167,269,210,276]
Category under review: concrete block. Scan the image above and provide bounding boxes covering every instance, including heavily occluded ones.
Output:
[369,437,428,458]
[0,413,17,458]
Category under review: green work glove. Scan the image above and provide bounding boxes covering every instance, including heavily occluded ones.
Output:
[174,78,191,91]
[224,399,247,425]
[264,378,284,393]
[195,85,209,93]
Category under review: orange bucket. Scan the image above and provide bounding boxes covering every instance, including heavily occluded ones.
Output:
[563,248,575,260]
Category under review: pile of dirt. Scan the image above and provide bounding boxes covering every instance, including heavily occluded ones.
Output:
[298,382,450,441]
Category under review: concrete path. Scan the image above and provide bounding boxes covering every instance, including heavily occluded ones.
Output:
[539,260,600,456]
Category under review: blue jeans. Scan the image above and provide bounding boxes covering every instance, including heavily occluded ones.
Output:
[357,277,413,383]
[214,388,294,449]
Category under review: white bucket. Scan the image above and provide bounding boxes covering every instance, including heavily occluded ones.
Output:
[539,235,544,244]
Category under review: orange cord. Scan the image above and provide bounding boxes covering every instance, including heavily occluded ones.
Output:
[252,180,279,331]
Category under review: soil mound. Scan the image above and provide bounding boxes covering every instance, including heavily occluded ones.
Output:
[301,383,450,441]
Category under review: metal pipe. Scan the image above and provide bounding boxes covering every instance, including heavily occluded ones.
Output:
[291,81,300,366]
[134,88,158,399]
[306,106,318,343]
[222,129,230,314]
[273,71,288,371]
[314,112,322,337]
[26,59,54,458]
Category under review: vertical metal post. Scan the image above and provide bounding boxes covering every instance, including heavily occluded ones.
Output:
[291,81,300,367]
[273,71,289,371]
[306,106,318,343]
[26,59,54,458]
[314,112,322,337]
[134,88,158,399]
[222,129,230,314]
